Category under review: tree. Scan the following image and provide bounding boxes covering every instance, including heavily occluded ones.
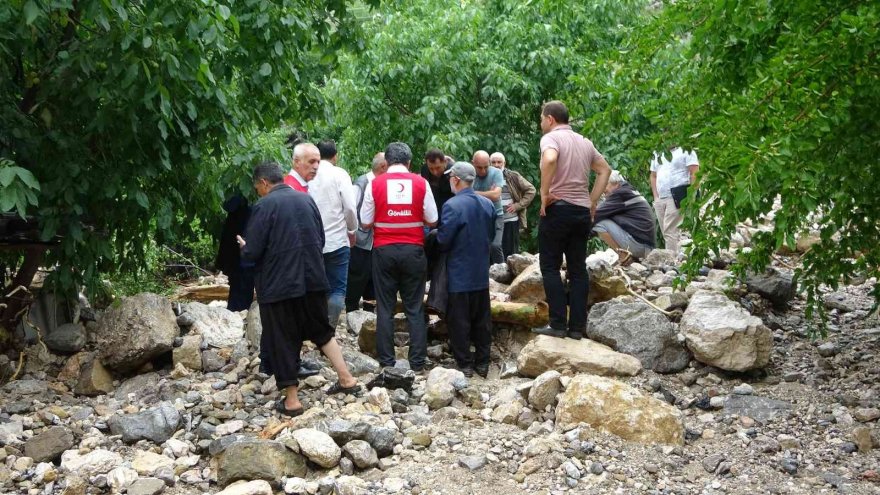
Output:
[0,0,372,348]
[573,0,880,327]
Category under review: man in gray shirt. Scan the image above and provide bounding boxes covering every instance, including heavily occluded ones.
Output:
[472,150,505,264]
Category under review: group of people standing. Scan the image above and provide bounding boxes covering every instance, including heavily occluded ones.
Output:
[230,100,699,415]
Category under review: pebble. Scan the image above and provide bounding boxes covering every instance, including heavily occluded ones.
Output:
[817,342,839,357]
[589,462,605,475]
[733,383,754,395]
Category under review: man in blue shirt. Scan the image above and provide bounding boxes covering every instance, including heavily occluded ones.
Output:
[472,150,506,264]
[437,162,496,378]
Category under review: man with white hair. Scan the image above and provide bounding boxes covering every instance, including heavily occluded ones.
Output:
[490,152,536,258]
[591,170,656,265]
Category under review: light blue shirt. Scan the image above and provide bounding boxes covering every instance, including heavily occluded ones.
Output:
[473,166,504,217]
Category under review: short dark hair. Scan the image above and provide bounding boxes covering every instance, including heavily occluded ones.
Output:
[253,161,284,184]
[425,148,445,163]
[318,140,337,160]
[385,142,412,167]
[542,100,569,124]
[285,131,305,149]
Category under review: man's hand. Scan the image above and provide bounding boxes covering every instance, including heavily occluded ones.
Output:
[348,231,356,247]
[236,235,246,249]
[590,208,596,223]
[505,204,518,214]
[539,193,558,217]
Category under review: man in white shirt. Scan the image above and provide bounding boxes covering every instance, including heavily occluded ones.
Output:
[310,140,358,328]
[650,146,699,254]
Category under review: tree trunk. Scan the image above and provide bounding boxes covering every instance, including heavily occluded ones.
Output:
[0,247,45,351]
[490,300,549,327]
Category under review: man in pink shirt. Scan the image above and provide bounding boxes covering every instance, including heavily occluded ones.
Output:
[534,101,612,339]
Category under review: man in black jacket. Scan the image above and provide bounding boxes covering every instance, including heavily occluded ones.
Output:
[238,162,360,416]
[592,171,657,264]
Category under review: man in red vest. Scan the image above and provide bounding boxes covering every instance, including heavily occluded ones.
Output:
[284,143,320,192]
[360,142,439,371]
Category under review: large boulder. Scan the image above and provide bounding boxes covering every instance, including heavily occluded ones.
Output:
[556,374,684,445]
[506,264,546,304]
[587,298,690,373]
[680,290,772,372]
[745,268,795,309]
[489,263,514,284]
[60,449,123,477]
[95,293,178,373]
[107,401,181,444]
[517,335,642,378]
[181,302,244,348]
[245,300,262,350]
[291,428,342,468]
[216,439,306,487]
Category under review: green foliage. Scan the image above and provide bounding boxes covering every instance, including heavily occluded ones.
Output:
[0,157,40,218]
[575,0,880,326]
[0,0,369,300]
[319,0,648,181]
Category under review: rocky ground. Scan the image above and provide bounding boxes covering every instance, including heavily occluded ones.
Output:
[0,249,879,495]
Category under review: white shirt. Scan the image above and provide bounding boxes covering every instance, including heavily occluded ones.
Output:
[309,160,358,253]
[650,147,699,198]
[360,164,439,226]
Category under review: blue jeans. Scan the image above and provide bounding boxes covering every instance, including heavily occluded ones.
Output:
[323,246,350,327]
[592,219,653,259]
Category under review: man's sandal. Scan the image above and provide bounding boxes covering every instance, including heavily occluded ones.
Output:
[326,381,362,395]
[616,250,633,267]
[275,400,305,417]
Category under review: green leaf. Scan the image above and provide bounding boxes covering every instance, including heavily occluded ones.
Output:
[23,0,39,25]
[259,63,272,76]
[143,36,153,49]
[135,190,149,208]
[16,168,40,190]
[217,4,231,20]
[0,167,14,187]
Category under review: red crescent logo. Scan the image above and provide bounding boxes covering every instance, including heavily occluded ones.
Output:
[397,183,405,192]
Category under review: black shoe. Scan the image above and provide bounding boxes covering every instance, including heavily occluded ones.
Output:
[474,364,489,378]
[457,366,474,378]
[297,367,320,379]
[567,330,583,340]
[533,325,566,338]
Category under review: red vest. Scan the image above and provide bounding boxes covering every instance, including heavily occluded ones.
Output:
[372,171,427,247]
[284,174,308,193]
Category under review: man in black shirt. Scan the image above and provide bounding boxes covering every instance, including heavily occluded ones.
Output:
[239,162,360,416]
[419,148,454,216]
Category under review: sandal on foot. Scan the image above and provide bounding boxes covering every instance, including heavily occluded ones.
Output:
[275,401,305,417]
[326,381,362,395]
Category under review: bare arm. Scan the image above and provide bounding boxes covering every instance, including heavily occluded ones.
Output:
[475,186,501,202]
[589,156,612,220]
[688,164,699,187]
[539,148,559,216]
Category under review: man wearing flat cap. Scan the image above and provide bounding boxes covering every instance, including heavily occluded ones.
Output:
[437,162,496,378]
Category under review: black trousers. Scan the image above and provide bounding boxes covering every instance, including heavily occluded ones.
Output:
[538,203,591,332]
[372,244,427,368]
[345,246,374,312]
[446,289,492,369]
[501,219,520,260]
[259,291,334,389]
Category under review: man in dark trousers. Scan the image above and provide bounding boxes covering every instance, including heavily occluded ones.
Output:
[238,162,360,416]
[216,194,254,311]
[360,142,438,371]
[437,162,496,378]
[534,100,612,340]
[346,152,387,312]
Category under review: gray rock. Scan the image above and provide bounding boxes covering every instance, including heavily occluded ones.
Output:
[589,462,605,475]
[527,370,561,411]
[824,292,862,312]
[44,323,87,353]
[108,400,181,444]
[346,310,375,336]
[681,290,772,372]
[365,425,396,457]
[173,335,203,371]
[24,426,75,462]
[95,293,178,373]
[245,300,262,351]
[216,439,306,487]
[724,395,792,423]
[2,378,47,395]
[652,292,690,311]
[745,268,795,308]
[127,477,166,495]
[181,302,244,348]
[343,349,380,376]
[587,299,690,373]
[817,342,839,357]
[507,253,538,276]
[458,455,487,471]
[643,249,677,269]
[75,359,115,396]
[424,367,468,409]
[343,440,378,469]
[732,383,754,395]
[702,454,724,473]
[562,461,581,479]
[489,263,514,284]
[202,349,227,372]
[780,457,798,475]
[319,419,370,445]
